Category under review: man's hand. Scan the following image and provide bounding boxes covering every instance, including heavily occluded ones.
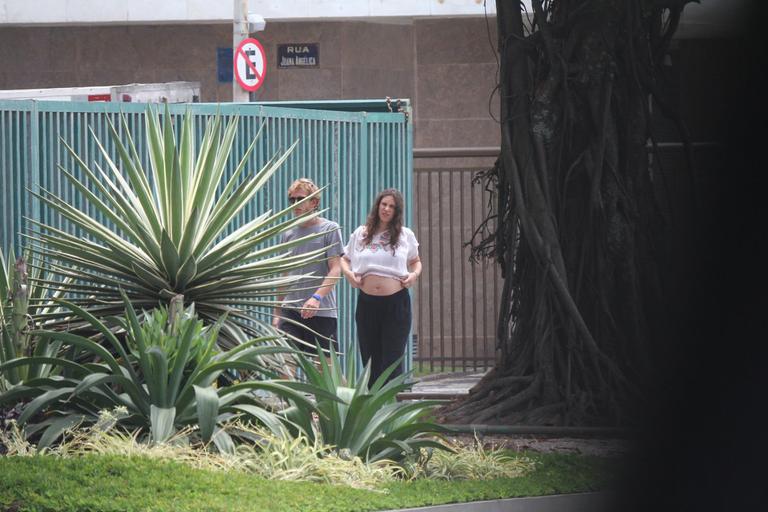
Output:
[272,312,281,328]
[300,296,321,319]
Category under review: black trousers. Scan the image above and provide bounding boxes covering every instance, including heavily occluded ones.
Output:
[355,288,411,386]
[279,308,338,356]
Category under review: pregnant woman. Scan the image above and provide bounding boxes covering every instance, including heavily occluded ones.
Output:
[340,188,421,385]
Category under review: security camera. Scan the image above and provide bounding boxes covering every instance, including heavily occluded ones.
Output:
[247,13,266,33]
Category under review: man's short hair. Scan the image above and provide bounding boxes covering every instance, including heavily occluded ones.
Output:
[288,178,320,202]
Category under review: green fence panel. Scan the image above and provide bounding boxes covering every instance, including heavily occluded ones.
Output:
[0,99,413,374]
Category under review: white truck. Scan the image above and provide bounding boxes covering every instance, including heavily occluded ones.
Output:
[0,81,200,103]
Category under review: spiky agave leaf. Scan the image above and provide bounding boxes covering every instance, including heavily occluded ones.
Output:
[28,106,325,353]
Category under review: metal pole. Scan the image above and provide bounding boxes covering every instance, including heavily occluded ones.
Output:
[232,0,249,102]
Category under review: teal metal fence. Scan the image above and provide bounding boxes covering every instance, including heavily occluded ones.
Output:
[0,99,413,373]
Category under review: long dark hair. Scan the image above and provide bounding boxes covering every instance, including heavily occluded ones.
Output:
[363,188,404,254]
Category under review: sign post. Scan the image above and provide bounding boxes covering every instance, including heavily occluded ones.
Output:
[233,37,267,94]
[232,0,249,102]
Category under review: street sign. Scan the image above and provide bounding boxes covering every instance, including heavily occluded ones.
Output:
[278,43,319,68]
[233,38,267,92]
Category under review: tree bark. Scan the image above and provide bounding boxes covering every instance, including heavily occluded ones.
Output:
[443,0,694,426]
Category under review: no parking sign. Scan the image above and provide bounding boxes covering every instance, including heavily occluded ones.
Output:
[234,38,267,92]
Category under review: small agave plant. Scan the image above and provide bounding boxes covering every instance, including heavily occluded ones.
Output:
[28,106,326,352]
[0,249,30,367]
[0,248,67,391]
[282,345,449,463]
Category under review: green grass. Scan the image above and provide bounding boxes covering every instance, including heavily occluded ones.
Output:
[0,452,618,512]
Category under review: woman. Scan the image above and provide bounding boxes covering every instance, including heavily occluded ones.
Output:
[340,188,421,385]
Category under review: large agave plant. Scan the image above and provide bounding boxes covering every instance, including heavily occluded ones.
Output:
[28,107,326,348]
[0,293,330,451]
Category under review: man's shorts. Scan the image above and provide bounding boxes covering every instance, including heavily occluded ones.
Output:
[279,308,339,356]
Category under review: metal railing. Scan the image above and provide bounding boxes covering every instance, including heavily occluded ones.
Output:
[412,164,501,373]
[0,99,413,373]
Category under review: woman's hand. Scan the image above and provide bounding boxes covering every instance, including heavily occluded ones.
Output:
[339,256,361,288]
[344,270,362,289]
[400,272,418,288]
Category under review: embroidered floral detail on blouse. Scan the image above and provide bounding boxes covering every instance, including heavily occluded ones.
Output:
[356,230,398,252]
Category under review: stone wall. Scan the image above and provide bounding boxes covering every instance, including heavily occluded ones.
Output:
[0,18,500,155]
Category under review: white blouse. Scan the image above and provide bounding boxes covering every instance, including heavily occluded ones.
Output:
[343,226,419,279]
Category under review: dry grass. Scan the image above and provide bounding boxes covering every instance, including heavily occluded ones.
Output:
[29,409,396,489]
[0,420,35,456]
[2,409,535,489]
[409,435,537,480]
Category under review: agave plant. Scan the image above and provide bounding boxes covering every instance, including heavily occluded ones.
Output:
[0,249,68,391]
[283,345,448,463]
[0,248,30,377]
[0,293,333,451]
[28,106,327,349]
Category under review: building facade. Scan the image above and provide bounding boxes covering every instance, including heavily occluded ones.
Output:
[0,0,749,371]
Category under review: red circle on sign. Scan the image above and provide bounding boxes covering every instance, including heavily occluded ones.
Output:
[234,38,267,92]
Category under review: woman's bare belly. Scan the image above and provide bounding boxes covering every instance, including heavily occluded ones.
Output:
[360,274,403,296]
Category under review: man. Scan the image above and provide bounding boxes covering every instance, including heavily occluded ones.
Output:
[273,178,343,357]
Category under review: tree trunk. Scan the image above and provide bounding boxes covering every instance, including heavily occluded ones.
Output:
[442,0,694,426]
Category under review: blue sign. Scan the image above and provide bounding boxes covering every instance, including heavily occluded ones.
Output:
[217,48,233,83]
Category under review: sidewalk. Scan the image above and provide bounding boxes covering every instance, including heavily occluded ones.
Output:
[400,370,487,400]
[383,492,618,512]
[401,371,634,458]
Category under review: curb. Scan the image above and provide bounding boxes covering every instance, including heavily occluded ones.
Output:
[381,491,617,512]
